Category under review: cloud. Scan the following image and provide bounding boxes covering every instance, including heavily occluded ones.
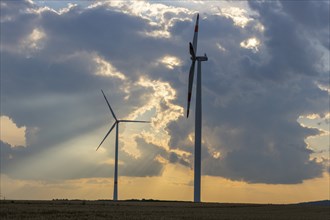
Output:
[240,37,260,52]
[218,6,253,28]
[1,0,329,185]
[0,116,26,147]
[93,54,126,80]
[98,0,192,38]
[166,0,329,184]
[158,55,182,70]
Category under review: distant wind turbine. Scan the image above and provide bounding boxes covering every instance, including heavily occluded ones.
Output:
[96,90,150,201]
[186,13,208,203]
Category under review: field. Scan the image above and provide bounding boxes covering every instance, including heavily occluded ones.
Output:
[1,200,329,220]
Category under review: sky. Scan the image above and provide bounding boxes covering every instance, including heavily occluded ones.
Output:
[0,0,329,203]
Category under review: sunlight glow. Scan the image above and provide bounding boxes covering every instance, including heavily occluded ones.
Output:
[188,133,194,143]
[28,29,45,49]
[100,158,124,166]
[2,170,329,203]
[216,43,226,52]
[219,7,252,28]
[98,1,190,39]
[143,30,171,38]
[0,116,26,147]
[212,151,221,159]
[317,83,330,94]
[240,37,261,52]
[254,22,265,32]
[127,76,184,150]
[58,3,77,14]
[303,113,322,120]
[93,55,126,80]
[298,113,330,162]
[20,28,46,54]
[158,55,182,69]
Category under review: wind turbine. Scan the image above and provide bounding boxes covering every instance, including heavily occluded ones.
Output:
[186,13,208,203]
[96,90,149,201]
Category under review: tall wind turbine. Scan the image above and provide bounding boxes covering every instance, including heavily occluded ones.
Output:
[186,13,208,203]
[96,90,149,201]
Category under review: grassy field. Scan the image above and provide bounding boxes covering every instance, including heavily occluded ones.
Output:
[0,200,329,220]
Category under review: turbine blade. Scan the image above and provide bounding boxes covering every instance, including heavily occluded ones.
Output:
[96,122,116,151]
[189,42,196,59]
[119,120,150,123]
[192,13,199,55]
[101,90,117,121]
[187,60,196,118]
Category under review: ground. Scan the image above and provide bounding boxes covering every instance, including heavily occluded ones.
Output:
[0,200,329,219]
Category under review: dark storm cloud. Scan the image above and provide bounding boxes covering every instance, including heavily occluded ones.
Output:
[1,0,329,184]
[280,0,329,31]
[0,1,166,179]
[166,1,329,184]
[245,0,328,81]
[1,1,166,138]
[1,1,38,47]
[200,80,326,183]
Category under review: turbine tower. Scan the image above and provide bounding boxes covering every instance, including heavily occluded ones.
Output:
[96,90,149,201]
[186,13,208,203]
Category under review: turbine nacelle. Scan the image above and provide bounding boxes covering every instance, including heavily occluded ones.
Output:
[196,54,208,62]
